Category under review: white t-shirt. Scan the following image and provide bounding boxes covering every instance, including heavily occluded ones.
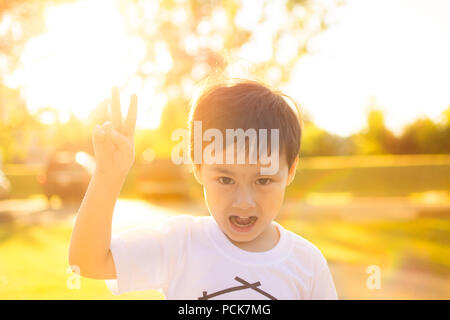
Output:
[105,215,338,300]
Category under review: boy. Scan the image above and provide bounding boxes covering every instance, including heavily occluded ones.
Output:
[68,79,338,300]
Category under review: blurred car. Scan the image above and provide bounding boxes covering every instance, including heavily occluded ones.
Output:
[0,169,11,200]
[135,157,190,201]
[37,151,95,204]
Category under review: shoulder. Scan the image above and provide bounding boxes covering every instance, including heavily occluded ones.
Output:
[283,228,329,269]
[163,214,198,226]
[113,214,202,241]
[163,214,210,229]
[158,214,212,237]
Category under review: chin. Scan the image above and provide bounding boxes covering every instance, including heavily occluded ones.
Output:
[227,233,254,244]
[226,227,260,242]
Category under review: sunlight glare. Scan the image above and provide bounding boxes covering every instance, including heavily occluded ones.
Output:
[284,0,450,136]
[6,0,146,125]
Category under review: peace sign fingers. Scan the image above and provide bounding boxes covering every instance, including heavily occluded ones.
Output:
[123,94,138,137]
[110,87,138,136]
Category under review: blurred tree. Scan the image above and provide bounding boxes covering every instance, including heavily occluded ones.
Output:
[122,0,342,158]
[439,106,450,153]
[397,107,450,154]
[301,120,354,156]
[5,1,448,158]
[134,98,190,161]
[0,0,341,159]
[351,98,397,155]
[0,83,39,162]
[0,0,77,80]
[350,105,450,155]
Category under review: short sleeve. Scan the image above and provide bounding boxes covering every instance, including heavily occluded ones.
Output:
[309,262,338,300]
[105,215,191,295]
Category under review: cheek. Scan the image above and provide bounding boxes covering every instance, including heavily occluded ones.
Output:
[202,182,229,212]
[256,184,286,210]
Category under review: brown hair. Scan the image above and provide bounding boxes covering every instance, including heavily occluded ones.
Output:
[188,78,303,169]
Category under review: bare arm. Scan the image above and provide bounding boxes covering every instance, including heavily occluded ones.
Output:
[68,87,138,279]
[68,172,125,279]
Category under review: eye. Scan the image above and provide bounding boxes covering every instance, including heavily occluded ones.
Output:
[218,177,235,185]
[256,178,272,185]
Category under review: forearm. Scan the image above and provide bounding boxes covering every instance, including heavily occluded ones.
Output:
[68,171,125,272]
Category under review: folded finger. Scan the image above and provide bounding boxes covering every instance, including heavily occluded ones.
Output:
[93,125,106,142]
[111,129,131,149]
[102,121,114,134]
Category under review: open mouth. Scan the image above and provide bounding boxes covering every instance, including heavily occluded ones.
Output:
[229,216,258,232]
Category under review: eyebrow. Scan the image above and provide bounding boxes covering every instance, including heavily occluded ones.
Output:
[211,168,234,175]
[210,167,280,177]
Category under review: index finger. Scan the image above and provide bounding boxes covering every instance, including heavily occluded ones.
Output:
[123,94,138,136]
[111,86,123,130]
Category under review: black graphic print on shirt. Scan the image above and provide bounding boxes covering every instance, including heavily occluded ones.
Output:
[198,276,277,300]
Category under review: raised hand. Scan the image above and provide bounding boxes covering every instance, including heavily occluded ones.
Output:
[92,87,138,179]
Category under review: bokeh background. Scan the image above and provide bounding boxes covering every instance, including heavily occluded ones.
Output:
[0,0,449,299]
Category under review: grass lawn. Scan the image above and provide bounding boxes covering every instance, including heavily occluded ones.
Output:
[282,217,450,272]
[0,221,163,299]
[0,214,449,299]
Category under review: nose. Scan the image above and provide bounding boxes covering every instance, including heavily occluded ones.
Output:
[232,185,256,210]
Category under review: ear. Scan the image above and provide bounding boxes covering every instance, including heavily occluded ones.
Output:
[192,164,203,185]
[286,156,299,186]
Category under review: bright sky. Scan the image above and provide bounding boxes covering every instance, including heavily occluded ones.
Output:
[4,0,165,129]
[3,0,450,136]
[284,0,450,136]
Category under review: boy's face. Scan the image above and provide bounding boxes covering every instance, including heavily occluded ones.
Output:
[194,149,298,245]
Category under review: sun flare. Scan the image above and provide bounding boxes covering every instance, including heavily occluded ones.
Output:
[6,0,168,129]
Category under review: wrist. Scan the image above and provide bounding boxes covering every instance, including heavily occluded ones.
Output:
[93,169,127,185]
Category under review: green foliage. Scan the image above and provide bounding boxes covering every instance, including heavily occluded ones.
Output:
[351,109,397,155]
[0,0,339,162]
[0,1,448,160]
[0,222,163,299]
[301,121,354,156]
[0,85,39,163]
[342,107,449,156]
[397,111,450,154]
